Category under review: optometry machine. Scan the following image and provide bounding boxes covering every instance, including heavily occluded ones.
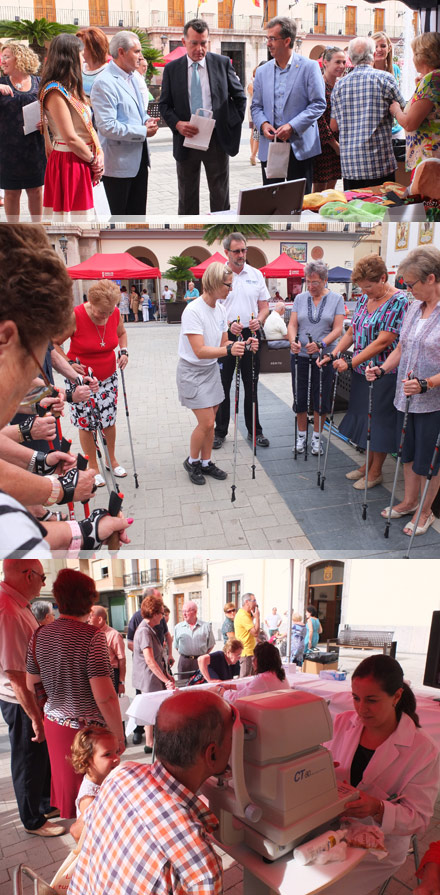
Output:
[202,689,357,862]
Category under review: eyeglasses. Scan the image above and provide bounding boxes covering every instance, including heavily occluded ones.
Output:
[405,279,421,290]
[222,282,233,289]
[22,570,46,584]
[266,36,285,43]
[226,609,236,614]
[229,248,247,255]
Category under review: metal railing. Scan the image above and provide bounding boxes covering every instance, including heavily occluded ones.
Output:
[166,559,206,578]
[140,568,163,586]
[0,7,138,26]
[300,20,404,38]
[123,572,140,587]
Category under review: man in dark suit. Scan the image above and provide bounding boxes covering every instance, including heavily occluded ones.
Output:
[159,19,246,215]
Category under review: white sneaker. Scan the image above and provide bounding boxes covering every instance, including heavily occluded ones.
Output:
[293,434,306,454]
[311,437,324,456]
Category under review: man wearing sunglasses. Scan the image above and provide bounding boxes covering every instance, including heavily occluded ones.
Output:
[0,560,65,837]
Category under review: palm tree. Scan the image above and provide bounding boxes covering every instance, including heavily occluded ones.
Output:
[131,28,164,81]
[203,223,272,246]
[0,18,78,67]
[163,255,197,298]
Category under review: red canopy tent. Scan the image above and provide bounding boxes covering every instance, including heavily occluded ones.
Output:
[189,252,228,279]
[259,253,305,278]
[155,45,186,67]
[67,252,160,280]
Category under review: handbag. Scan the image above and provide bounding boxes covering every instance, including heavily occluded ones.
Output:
[50,825,87,893]
[31,627,48,710]
[266,135,291,180]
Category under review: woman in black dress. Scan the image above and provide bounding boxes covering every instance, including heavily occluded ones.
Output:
[313,47,346,192]
[0,43,46,221]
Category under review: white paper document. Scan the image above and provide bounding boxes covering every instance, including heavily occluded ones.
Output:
[183,108,215,152]
[23,100,40,135]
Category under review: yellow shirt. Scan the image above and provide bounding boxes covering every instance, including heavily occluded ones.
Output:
[234,608,255,657]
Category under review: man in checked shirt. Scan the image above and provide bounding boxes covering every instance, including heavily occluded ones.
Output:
[330,36,405,190]
[68,689,234,895]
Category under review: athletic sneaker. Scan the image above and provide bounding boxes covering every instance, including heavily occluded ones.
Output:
[183,458,205,485]
[311,436,324,456]
[202,461,228,480]
[293,433,306,454]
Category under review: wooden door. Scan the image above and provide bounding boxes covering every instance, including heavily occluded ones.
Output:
[314,4,326,34]
[168,0,184,28]
[374,8,385,32]
[174,593,185,623]
[219,0,234,29]
[34,0,56,20]
[345,6,356,35]
[89,0,108,26]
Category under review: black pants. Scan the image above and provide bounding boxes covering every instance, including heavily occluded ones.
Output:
[343,171,396,190]
[102,144,149,216]
[215,328,262,439]
[261,148,313,193]
[0,700,51,830]
[176,132,230,215]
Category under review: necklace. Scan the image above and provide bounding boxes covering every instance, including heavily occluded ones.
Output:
[88,306,107,347]
[307,292,328,324]
[10,75,31,91]
[371,283,391,302]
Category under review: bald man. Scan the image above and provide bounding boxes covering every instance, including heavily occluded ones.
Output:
[0,560,65,836]
[263,302,289,343]
[68,689,234,895]
[89,605,126,695]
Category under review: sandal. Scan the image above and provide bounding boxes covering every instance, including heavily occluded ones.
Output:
[37,509,68,523]
[381,505,418,519]
[403,513,435,536]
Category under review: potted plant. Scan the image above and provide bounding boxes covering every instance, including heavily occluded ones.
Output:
[162,255,196,323]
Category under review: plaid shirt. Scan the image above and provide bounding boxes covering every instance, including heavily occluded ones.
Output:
[67,761,222,895]
[331,65,404,179]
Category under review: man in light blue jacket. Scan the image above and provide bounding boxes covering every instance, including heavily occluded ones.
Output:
[91,31,159,215]
[251,17,326,192]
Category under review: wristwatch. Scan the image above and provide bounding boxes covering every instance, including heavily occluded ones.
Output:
[376,367,386,379]
[417,378,428,393]
[120,349,128,357]
[226,343,233,356]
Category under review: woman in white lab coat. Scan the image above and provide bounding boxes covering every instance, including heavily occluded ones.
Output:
[223,642,290,704]
[323,655,440,895]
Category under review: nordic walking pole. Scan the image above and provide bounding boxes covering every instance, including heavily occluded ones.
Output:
[87,367,119,494]
[405,425,440,559]
[317,344,324,486]
[293,335,299,460]
[118,351,139,489]
[231,317,242,504]
[76,452,91,518]
[304,333,313,462]
[38,389,76,521]
[384,370,413,539]
[106,490,125,551]
[320,370,339,491]
[250,314,257,480]
[362,364,374,521]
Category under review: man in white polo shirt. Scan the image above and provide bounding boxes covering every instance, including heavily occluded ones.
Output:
[214,232,271,449]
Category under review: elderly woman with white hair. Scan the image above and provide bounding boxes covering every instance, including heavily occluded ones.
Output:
[287,260,344,456]
[367,246,440,537]
[0,42,46,221]
[177,262,258,485]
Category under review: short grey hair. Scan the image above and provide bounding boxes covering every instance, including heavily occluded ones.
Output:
[397,247,440,284]
[109,30,139,58]
[223,232,247,251]
[348,36,375,66]
[242,592,255,606]
[31,601,53,623]
[142,585,158,598]
[202,262,232,295]
[267,16,297,46]
[304,261,329,282]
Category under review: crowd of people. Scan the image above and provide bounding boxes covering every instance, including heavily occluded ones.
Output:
[1,565,439,895]
[1,21,439,220]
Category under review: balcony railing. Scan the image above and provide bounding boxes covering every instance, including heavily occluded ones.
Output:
[1,7,139,26]
[123,572,140,587]
[140,568,163,586]
[301,20,404,39]
[166,559,206,579]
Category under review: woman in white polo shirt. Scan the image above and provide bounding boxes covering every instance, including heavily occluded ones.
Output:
[177,262,257,485]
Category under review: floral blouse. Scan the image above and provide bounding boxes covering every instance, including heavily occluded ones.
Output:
[351,291,408,375]
[394,300,440,414]
[405,69,440,171]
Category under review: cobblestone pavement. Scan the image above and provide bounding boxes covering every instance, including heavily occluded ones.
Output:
[53,321,440,557]
[1,647,439,895]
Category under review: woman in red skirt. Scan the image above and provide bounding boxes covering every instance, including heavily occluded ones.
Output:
[39,34,104,222]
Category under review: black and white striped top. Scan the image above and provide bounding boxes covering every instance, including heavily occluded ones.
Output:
[0,491,50,558]
[27,618,113,728]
